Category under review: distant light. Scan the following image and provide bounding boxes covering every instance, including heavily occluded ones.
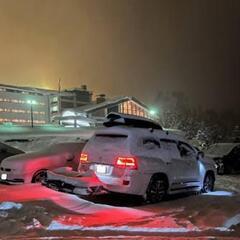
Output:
[150,109,156,116]
[27,100,37,105]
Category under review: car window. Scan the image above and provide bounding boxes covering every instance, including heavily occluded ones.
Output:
[93,134,128,148]
[178,142,196,158]
[142,138,160,149]
[160,139,180,159]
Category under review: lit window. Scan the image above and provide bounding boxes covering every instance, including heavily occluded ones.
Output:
[51,106,58,112]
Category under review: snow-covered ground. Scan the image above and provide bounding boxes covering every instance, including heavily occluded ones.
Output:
[0,177,239,239]
[0,131,240,239]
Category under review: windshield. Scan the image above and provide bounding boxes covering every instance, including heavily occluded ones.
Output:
[206,144,234,156]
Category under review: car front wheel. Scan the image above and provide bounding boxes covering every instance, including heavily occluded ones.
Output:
[201,173,214,193]
[32,170,47,183]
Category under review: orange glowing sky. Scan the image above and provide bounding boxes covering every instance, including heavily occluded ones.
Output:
[0,0,240,110]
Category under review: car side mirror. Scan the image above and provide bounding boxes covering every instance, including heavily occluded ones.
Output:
[197,151,204,159]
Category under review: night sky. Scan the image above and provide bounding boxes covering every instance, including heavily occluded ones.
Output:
[0,0,239,111]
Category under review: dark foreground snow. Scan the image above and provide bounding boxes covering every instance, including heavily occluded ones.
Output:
[0,175,240,239]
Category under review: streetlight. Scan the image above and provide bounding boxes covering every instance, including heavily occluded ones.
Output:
[149,108,160,122]
[27,100,37,128]
[149,109,156,116]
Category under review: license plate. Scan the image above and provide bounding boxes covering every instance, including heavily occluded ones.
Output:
[1,173,7,180]
[96,165,108,174]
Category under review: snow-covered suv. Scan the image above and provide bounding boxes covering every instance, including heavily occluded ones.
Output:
[44,113,216,203]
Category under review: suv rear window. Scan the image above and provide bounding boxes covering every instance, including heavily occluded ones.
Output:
[94,134,128,146]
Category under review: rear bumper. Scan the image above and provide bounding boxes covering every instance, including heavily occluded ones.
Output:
[44,168,150,197]
[44,169,107,196]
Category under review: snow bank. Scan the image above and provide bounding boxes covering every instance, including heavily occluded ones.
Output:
[0,202,22,210]
[224,214,240,228]
[47,220,199,233]
[46,220,232,233]
[203,191,233,196]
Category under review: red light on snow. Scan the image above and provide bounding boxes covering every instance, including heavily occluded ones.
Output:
[80,153,88,163]
[115,157,137,170]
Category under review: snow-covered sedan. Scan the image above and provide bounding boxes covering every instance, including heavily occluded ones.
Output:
[44,113,216,203]
[0,142,24,163]
[0,142,86,184]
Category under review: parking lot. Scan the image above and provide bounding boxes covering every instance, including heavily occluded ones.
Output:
[0,175,239,239]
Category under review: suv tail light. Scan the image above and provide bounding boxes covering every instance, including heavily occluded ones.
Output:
[115,156,138,170]
[80,153,88,163]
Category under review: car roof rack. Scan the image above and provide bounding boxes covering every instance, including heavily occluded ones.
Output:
[103,112,163,130]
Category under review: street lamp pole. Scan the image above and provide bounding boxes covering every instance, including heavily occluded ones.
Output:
[30,104,33,128]
[27,100,36,128]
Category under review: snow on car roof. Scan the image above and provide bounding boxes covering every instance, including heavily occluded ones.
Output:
[94,126,184,142]
[103,112,163,130]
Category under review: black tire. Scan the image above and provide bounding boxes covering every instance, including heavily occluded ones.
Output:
[201,173,214,193]
[146,175,167,203]
[32,170,47,183]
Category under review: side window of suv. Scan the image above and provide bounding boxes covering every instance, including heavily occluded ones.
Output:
[160,139,180,159]
[178,142,196,158]
[142,138,160,150]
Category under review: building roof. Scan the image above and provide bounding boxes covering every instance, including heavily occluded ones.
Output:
[0,83,91,97]
[206,143,240,157]
[0,83,58,95]
[71,96,149,113]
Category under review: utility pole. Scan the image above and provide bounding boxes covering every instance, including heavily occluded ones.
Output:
[30,104,33,128]
[58,78,61,125]
[27,100,36,128]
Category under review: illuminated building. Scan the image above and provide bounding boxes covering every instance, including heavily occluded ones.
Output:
[49,85,93,122]
[58,96,154,127]
[0,84,52,125]
[0,83,154,127]
[0,84,92,126]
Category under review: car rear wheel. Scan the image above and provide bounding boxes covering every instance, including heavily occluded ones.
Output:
[146,176,167,203]
[32,170,47,183]
[201,173,214,193]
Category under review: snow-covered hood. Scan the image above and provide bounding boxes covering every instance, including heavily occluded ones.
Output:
[0,151,63,170]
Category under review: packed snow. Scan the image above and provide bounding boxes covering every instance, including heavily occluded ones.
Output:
[0,201,22,210]
[0,183,239,238]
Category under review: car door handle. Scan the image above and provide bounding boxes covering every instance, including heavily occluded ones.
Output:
[166,162,172,165]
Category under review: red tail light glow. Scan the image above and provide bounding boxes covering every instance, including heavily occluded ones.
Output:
[115,156,138,170]
[80,153,88,163]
